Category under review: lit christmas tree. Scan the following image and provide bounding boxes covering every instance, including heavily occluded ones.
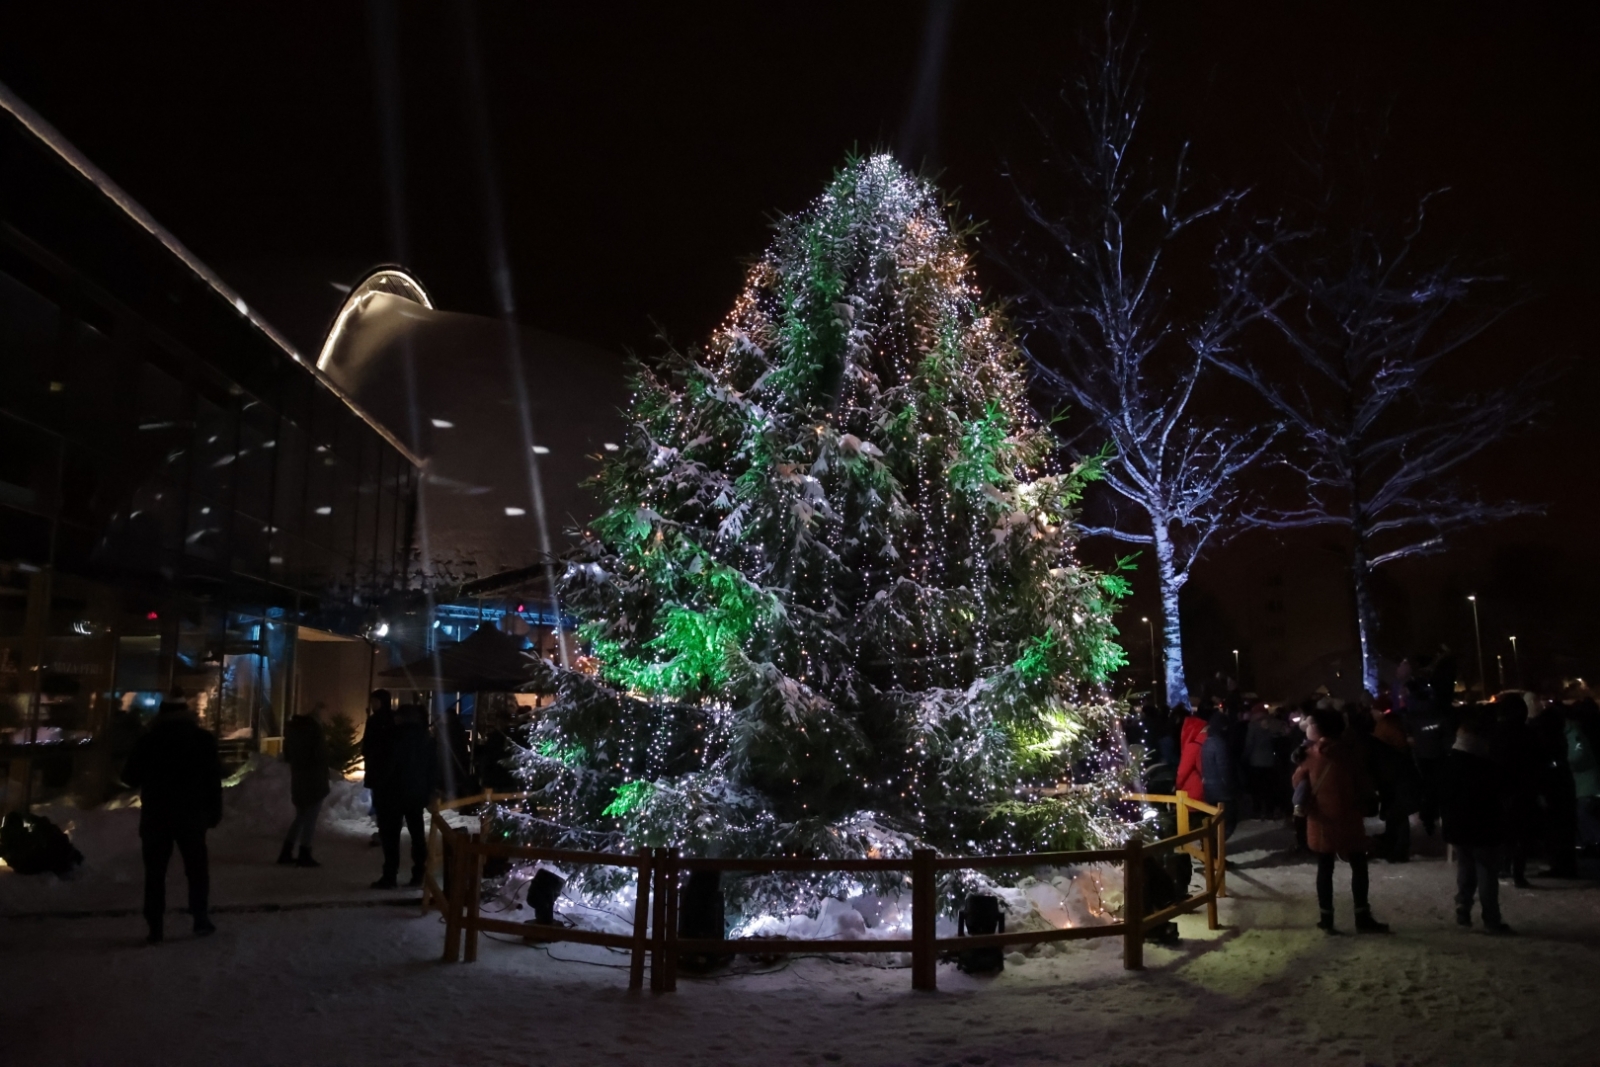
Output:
[515,155,1132,911]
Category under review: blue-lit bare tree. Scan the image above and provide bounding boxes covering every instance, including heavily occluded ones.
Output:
[1006,16,1277,707]
[1210,190,1546,696]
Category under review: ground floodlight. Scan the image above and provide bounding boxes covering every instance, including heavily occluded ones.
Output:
[527,868,566,924]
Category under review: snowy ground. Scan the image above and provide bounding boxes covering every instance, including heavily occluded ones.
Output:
[5,795,1600,1066]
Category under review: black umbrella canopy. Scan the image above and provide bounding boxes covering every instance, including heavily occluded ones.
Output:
[379,624,542,692]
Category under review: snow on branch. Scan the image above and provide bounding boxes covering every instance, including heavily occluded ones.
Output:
[999,9,1282,706]
[1210,194,1550,576]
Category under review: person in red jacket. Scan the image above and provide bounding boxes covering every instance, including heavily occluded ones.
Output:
[1294,709,1389,935]
[1176,709,1207,801]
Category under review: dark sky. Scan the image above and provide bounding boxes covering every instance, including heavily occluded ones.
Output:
[3,2,1596,681]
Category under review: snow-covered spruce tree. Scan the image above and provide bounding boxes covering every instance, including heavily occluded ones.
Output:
[514,156,1131,912]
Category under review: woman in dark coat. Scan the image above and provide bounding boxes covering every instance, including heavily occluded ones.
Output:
[278,702,332,867]
[1293,709,1388,935]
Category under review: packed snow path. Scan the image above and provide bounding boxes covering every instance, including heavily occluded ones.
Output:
[5,819,1599,1066]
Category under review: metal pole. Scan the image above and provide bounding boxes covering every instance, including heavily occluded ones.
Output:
[1468,596,1487,699]
[1496,654,1505,691]
[1141,617,1157,697]
[1232,648,1241,683]
[1509,635,1520,687]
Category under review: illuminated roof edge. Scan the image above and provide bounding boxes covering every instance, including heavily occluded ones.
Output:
[0,79,425,470]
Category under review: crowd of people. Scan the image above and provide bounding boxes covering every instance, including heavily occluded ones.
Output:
[113,674,1600,945]
[1136,663,1600,936]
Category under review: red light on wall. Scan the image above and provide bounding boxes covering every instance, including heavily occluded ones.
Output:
[145,611,159,620]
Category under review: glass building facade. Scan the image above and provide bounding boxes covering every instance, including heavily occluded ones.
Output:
[0,86,418,803]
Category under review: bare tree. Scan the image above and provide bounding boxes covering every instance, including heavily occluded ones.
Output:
[1007,14,1277,707]
[1211,193,1546,695]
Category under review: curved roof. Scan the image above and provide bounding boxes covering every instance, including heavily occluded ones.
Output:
[312,268,630,580]
[316,266,433,372]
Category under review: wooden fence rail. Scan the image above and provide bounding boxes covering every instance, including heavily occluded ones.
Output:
[423,791,1227,991]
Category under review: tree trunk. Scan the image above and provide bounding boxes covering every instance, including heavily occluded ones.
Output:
[1351,525,1379,698]
[1152,523,1189,707]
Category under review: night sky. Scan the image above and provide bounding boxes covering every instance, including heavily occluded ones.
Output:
[3,2,1596,682]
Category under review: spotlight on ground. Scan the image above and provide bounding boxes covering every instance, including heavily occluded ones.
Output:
[527,868,565,925]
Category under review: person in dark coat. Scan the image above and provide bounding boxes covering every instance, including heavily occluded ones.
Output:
[1402,680,1451,837]
[1494,694,1541,888]
[365,697,434,889]
[1201,709,1239,838]
[1439,708,1512,933]
[1530,698,1579,877]
[1370,708,1421,862]
[1293,709,1388,935]
[121,695,223,943]
[278,701,332,868]
[442,706,478,800]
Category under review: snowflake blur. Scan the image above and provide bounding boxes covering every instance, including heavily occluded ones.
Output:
[510,156,1137,917]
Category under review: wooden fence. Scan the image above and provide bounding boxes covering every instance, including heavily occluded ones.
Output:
[423,791,1227,990]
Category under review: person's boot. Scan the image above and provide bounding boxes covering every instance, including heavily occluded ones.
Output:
[371,874,399,889]
[406,866,425,888]
[146,922,164,945]
[277,843,296,866]
[1456,908,1472,927]
[193,915,216,936]
[1317,909,1339,935]
[1483,919,1515,935]
[1354,907,1390,934]
[295,847,321,868]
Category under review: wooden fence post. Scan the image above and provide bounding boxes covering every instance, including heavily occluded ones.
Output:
[1215,801,1228,898]
[1175,790,1190,839]
[649,848,668,992]
[662,848,680,992]
[911,848,938,992]
[628,848,653,992]
[464,833,483,962]
[1201,818,1219,931]
[442,830,465,963]
[1122,835,1144,971]
[656,851,681,991]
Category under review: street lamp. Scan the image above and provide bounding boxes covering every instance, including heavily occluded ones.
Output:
[1496,653,1505,691]
[1467,595,1487,699]
[1140,617,1158,694]
[1509,635,1520,687]
[1232,648,1241,682]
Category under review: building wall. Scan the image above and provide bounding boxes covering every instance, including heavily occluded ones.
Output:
[293,634,378,733]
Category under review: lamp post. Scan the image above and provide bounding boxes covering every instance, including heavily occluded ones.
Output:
[1232,648,1241,683]
[1140,616,1158,697]
[1509,635,1520,687]
[1467,595,1487,699]
[1496,653,1505,691]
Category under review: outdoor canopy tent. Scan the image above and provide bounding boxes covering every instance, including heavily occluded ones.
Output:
[378,624,540,693]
